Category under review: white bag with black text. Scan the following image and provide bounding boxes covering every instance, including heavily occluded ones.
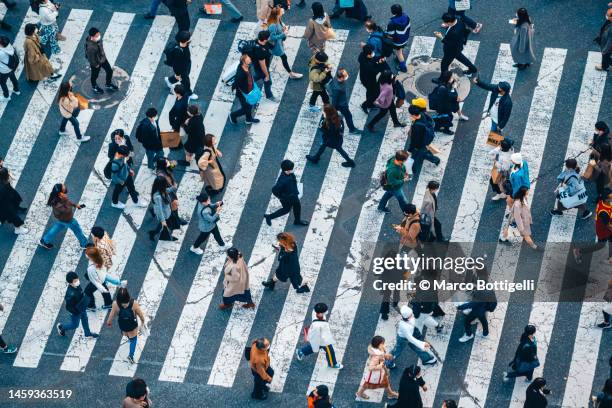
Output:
[556,182,588,209]
[454,0,471,11]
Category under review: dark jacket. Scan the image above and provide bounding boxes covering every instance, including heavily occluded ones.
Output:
[65,284,87,315]
[432,84,459,114]
[358,52,384,87]
[321,120,344,149]
[108,135,135,161]
[271,172,299,201]
[457,301,488,317]
[512,338,538,369]
[136,117,163,151]
[275,243,301,283]
[394,369,425,408]
[169,44,191,74]
[592,131,611,153]
[524,384,548,408]
[169,96,188,131]
[234,64,253,95]
[85,37,107,67]
[476,79,513,129]
[408,113,435,151]
[0,182,22,223]
[329,77,349,108]
[441,20,469,54]
[165,0,188,15]
[183,113,205,154]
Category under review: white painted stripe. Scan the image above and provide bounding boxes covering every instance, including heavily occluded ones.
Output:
[155,25,316,383]
[12,16,176,369]
[60,18,219,373]
[0,8,38,118]
[0,12,133,339]
[2,9,91,184]
[208,30,364,389]
[458,47,567,408]
[351,39,478,404]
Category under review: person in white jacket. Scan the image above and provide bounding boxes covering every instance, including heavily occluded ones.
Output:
[0,36,20,101]
[83,247,124,311]
[295,302,343,369]
[38,0,63,56]
[488,138,514,201]
[387,305,436,368]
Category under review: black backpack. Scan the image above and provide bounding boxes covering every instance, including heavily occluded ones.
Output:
[103,160,124,180]
[428,85,445,112]
[379,170,388,189]
[380,34,394,58]
[163,42,179,66]
[237,39,256,57]
[2,51,19,71]
[118,300,138,332]
[413,115,436,146]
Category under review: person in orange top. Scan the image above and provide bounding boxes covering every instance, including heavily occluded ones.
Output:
[573,189,612,264]
[393,204,422,251]
[307,384,333,408]
[249,337,274,400]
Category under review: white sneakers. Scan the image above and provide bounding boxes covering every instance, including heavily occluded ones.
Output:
[0,95,10,102]
[14,226,29,235]
[492,193,507,201]
[133,200,148,208]
[459,114,469,121]
[111,202,126,209]
[289,72,303,79]
[58,131,70,136]
[190,246,204,255]
[188,93,199,100]
[458,334,474,343]
[78,136,91,143]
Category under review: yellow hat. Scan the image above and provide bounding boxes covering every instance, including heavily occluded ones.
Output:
[411,98,427,109]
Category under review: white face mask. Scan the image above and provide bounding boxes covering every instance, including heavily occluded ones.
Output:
[93,35,101,42]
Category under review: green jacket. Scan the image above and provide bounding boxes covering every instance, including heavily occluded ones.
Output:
[385,158,406,190]
[309,57,331,92]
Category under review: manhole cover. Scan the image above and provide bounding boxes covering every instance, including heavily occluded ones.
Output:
[68,66,130,110]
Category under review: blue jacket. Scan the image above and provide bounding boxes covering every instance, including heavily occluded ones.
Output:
[510,161,530,193]
[197,202,220,232]
[387,14,410,47]
[367,31,384,57]
[268,23,286,57]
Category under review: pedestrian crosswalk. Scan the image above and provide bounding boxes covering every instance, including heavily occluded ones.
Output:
[0,9,609,408]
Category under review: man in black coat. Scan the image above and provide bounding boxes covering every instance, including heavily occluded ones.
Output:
[433,12,477,83]
[57,272,98,338]
[474,78,512,133]
[408,105,440,172]
[358,45,385,113]
[165,30,197,99]
[264,160,309,226]
[169,84,189,133]
[136,107,164,169]
[164,0,190,32]
[85,27,118,94]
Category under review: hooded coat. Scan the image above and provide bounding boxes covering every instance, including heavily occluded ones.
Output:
[303,14,334,53]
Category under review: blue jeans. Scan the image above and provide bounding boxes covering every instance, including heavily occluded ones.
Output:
[378,187,409,212]
[491,120,499,132]
[149,0,161,15]
[62,310,93,336]
[42,218,88,247]
[145,149,164,170]
[128,336,137,359]
[387,334,435,366]
[60,107,83,139]
[220,0,242,18]
[253,70,273,99]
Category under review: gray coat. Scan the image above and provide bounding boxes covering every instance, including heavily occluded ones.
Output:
[153,187,174,223]
[510,22,536,65]
[197,202,220,232]
[420,189,437,238]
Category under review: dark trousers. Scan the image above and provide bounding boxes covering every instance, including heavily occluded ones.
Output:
[440,51,477,79]
[173,10,190,31]
[464,312,489,336]
[448,7,477,30]
[168,68,192,95]
[506,365,535,381]
[230,92,253,122]
[112,175,139,204]
[279,54,291,73]
[268,197,302,222]
[411,147,440,178]
[380,290,400,316]
[0,70,19,98]
[0,334,6,349]
[1,207,24,227]
[90,60,113,88]
[368,105,400,127]
[61,310,93,336]
[60,107,82,139]
[309,89,329,106]
[193,225,225,248]
[336,105,356,131]
[434,217,444,240]
[362,82,378,108]
[253,70,273,98]
[603,52,611,70]
[433,113,453,130]
[85,282,112,308]
[251,367,274,399]
[312,142,352,162]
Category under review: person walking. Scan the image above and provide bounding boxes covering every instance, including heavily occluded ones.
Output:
[169,84,189,135]
[91,226,115,270]
[84,247,121,311]
[433,12,477,82]
[593,121,611,153]
[308,51,332,112]
[394,204,425,252]
[155,156,187,227]
[595,7,612,71]
[107,287,146,365]
[572,190,612,266]
[447,0,482,33]
[219,247,255,310]
[500,186,538,249]
[207,0,243,23]
[303,2,335,55]
[165,0,191,32]
[264,159,309,226]
[358,44,385,113]
[524,377,550,408]
[510,8,536,70]
[296,302,342,368]
[429,70,461,135]
[57,272,99,339]
[0,167,27,234]
[421,180,446,242]
[108,129,135,167]
[489,138,515,201]
[366,70,405,132]
[306,104,356,167]
[165,30,197,99]
[386,305,436,368]
[39,183,88,249]
[387,4,410,73]
[144,0,161,19]
[136,108,163,169]
[267,6,303,79]
[584,144,612,200]
[122,378,152,408]
[57,81,90,142]
[262,231,310,292]
[329,68,359,134]
[549,158,592,219]
[0,36,20,101]
[307,385,333,408]
[85,27,118,94]
[181,104,205,165]
[249,30,275,101]
[386,365,427,408]
[378,150,411,213]
[110,146,145,210]
[38,0,63,56]
[504,325,539,382]
[249,337,274,400]
[408,104,440,170]
[228,54,260,125]
[198,133,226,195]
[23,23,58,82]
[148,175,179,242]
[356,335,398,400]
[362,20,388,60]
[457,292,491,342]
[189,192,225,254]
[473,77,512,134]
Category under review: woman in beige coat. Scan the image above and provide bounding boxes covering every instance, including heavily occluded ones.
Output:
[23,23,56,82]
[107,288,146,365]
[502,186,538,250]
[356,335,398,400]
[198,134,225,195]
[303,2,335,54]
[57,81,90,142]
[219,247,255,310]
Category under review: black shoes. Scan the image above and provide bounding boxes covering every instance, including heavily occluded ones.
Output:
[296,284,310,293]
[264,214,272,226]
[393,122,407,128]
[341,160,355,168]
[106,83,119,91]
[294,220,309,226]
[92,85,104,94]
[262,279,276,290]
[306,155,319,164]
[144,13,155,19]
[39,239,53,249]
[0,21,12,31]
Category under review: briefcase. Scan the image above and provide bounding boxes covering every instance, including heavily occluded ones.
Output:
[161,131,180,148]
[486,130,504,147]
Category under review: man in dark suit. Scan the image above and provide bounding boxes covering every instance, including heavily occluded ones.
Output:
[136,107,163,169]
[169,84,188,134]
[433,12,477,83]
[264,160,309,227]
[164,0,191,32]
